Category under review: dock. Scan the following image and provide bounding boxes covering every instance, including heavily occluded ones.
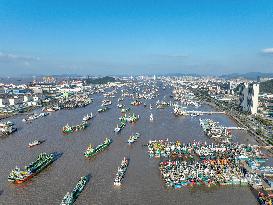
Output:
[185,110,225,115]
[241,161,273,191]
[223,126,248,130]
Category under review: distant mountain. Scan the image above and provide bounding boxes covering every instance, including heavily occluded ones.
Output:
[160,73,202,77]
[260,79,273,94]
[220,72,273,80]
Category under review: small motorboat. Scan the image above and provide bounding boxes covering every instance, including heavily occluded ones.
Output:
[150,113,153,121]
[114,125,121,133]
[28,140,45,148]
[83,113,93,121]
[128,133,140,144]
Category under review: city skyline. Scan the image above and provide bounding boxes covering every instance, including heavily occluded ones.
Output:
[1,0,273,75]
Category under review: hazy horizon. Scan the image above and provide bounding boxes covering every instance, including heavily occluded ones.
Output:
[1,1,273,75]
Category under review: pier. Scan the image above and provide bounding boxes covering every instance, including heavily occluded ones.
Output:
[185,110,225,115]
[222,126,248,130]
[241,161,273,191]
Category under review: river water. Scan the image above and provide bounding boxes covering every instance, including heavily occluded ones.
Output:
[0,86,259,204]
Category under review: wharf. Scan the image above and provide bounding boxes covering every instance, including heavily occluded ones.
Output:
[241,161,273,191]
[222,126,248,130]
[186,110,225,115]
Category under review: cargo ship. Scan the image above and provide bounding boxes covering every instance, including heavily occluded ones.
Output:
[8,153,55,184]
[84,138,112,157]
[62,121,88,134]
[61,175,89,205]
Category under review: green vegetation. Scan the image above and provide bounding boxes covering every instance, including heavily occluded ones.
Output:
[85,76,116,84]
[255,116,273,126]
[256,128,263,135]
[260,79,273,94]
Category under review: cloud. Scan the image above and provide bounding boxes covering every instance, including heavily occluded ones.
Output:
[0,51,40,62]
[261,48,273,54]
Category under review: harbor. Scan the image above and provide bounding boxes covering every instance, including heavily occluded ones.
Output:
[0,82,263,204]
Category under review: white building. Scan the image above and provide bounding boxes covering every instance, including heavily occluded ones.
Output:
[239,82,259,114]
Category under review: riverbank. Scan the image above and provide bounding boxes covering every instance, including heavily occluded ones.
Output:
[203,101,273,156]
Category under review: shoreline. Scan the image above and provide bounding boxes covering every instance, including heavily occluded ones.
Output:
[203,101,270,147]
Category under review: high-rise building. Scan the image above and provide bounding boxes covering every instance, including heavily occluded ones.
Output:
[239,82,259,114]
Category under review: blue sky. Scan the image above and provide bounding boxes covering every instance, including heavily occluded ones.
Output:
[0,0,273,76]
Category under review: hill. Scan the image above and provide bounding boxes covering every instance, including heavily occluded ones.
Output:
[260,79,273,94]
[221,72,273,80]
[85,76,117,84]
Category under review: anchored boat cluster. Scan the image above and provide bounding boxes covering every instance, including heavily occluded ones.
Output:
[200,118,232,143]
[147,140,273,191]
[22,112,49,123]
[0,121,17,135]
[114,157,129,186]
[60,94,93,109]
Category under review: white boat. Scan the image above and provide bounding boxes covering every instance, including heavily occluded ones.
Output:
[0,121,17,135]
[83,113,93,121]
[128,133,140,144]
[150,113,153,121]
[101,100,112,106]
[114,124,121,133]
[28,140,43,148]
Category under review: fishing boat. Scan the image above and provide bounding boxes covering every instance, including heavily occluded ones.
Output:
[128,133,140,144]
[150,113,153,121]
[23,112,49,122]
[117,104,124,108]
[0,121,17,135]
[121,108,130,113]
[114,157,129,186]
[8,153,55,183]
[131,100,142,106]
[120,113,139,123]
[28,140,45,148]
[84,138,112,157]
[101,99,112,106]
[114,125,121,133]
[114,122,126,133]
[114,121,126,133]
[43,106,61,112]
[98,106,110,113]
[60,175,89,205]
[83,113,93,121]
[62,121,88,134]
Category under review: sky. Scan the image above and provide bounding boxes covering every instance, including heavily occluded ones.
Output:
[0,0,273,76]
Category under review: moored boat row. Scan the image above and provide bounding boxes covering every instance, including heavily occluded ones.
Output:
[60,175,89,205]
[114,157,129,186]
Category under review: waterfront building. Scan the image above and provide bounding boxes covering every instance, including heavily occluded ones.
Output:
[239,82,259,114]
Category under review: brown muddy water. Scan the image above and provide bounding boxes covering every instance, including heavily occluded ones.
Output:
[0,88,259,205]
